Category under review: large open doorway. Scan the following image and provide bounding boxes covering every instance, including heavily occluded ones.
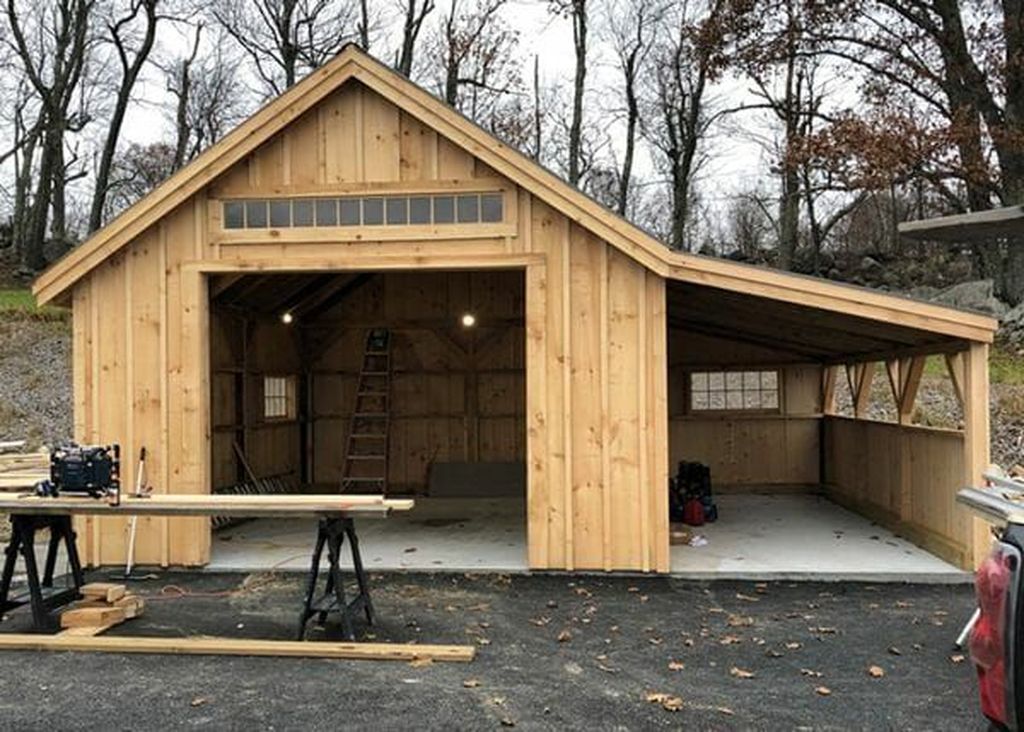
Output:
[203,269,527,571]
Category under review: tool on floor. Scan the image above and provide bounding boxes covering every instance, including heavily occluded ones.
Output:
[121,447,152,579]
[340,328,391,495]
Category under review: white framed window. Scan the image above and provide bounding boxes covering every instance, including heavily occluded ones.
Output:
[263,375,296,420]
[689,370,780,413]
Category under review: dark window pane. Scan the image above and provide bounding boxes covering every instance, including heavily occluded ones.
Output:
[433,195,454,223]
[480,194,503,223]
[292,199,314,226]
[339,198,360,225]
[409,196,431,224]
[457,195,479,223]
[362,197,384,225]
[223,202,244,229]
[269,200,291,227]
[386,197,408,225]
[245,200,268,228]
[315,199,337,226]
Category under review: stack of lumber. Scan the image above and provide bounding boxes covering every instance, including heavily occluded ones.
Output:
[0,448,49,492]
[58,582,145,637]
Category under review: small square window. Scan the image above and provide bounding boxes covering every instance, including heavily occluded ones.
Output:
[433,196,455,223]
[689,369,781,413]
[245,200,268,228]
[457,195,479,223]
[292,199,314,226]
[409,197,431,224]
[223,202,244,229]
[269,200,291,227]
[386,197,408,225]
[339,199,361,226]
[362,197,384,225]
[263,375,296,420]
[480,194,503,222]
[315,199,337,226]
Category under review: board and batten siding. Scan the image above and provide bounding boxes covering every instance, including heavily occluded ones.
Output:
[69,79,670,571]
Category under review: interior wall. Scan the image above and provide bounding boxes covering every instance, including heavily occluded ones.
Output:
[823,416,970,567]
[209,309,303,490]
[666,329,822,490]
[308,270,525,493]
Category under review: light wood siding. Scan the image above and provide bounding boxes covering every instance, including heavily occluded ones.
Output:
[525,199,669,572]
[823,417,969,567]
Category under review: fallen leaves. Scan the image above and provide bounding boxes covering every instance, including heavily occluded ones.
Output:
[463,679,481,688]
[190,697,208,708]
[668,660,686,671]
[730,667,756,679]
[785,642,802,650]
[950,654,966,664]
[868,665,885,678]
[719,635,742,645]
[727,614,754,627]
[800,669,823,678]
[815,686,832,696]
[645,692,684,712]
[557,629,572,643]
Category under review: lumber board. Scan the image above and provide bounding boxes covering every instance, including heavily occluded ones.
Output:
[60,606,126,629]
[81,582,127,603]
[0,494,414,518]
[0,635,476,662]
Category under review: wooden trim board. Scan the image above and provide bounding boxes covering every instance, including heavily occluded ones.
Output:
[0,634,475,662]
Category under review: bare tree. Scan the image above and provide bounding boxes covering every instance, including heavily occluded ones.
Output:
[641,0,728,251]
[395,0,434,76]
[5,0,96,270]
[88,0,159,233]
[608,0,660,214]
[549,0,587,186]
[211,0,360,97]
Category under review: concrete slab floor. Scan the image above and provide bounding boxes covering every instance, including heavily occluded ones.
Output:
[207,493,968,583]
[671,494,968,583]
[209,497,529,573]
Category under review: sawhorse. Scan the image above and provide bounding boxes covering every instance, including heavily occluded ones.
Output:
[297,516,374,641]
[0,515,85,630]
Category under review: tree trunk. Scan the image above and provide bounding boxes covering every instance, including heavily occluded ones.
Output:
[568,0,586,186]
[618,46,639,215]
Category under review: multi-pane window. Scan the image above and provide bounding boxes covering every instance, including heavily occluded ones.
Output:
[223,192,504,230]
[689,370,780,413]
[263,376,296,420]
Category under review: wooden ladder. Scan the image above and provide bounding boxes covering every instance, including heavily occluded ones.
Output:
[340,328,391,495]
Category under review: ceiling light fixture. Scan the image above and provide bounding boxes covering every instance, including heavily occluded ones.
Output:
[281,312,294,325]
[460,312,476,328]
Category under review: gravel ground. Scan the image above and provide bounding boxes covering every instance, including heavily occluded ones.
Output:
[0,317,71,448]
[0,571,983,730]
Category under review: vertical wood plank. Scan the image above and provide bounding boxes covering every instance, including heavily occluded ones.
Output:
[525,259,549,568]
[361,89,401,182]
[323,87,359,183]
[963,343,991,566]
[646,271,669,572]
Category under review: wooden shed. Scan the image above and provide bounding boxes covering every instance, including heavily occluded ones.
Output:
[34,46,998,573]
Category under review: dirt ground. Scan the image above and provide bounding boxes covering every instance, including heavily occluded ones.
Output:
[0,571,983,730]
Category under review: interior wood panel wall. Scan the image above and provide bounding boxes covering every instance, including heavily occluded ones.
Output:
[67,79,670,571]
[823,416,970,567]
[667,360,822,488]
[309,270,526,492]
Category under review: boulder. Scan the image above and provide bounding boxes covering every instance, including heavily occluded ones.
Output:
[1001,301,1024,344]
[932,279,1009,317]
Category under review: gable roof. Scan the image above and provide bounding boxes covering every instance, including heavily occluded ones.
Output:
[33,45,997,343]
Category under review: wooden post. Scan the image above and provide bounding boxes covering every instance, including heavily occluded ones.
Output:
[963,343,991,567]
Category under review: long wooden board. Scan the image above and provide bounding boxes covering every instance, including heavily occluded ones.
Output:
[0,634,474,662]
[0,494,414,518]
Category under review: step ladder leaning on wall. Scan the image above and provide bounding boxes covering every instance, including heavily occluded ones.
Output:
[340,328,391,496]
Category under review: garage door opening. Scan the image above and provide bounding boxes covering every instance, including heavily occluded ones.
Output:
[204,269,527,572]
[665,280,970,581]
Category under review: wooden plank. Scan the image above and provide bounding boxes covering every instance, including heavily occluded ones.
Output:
[0,635,476,662]
[361,88,401,182]
[81,582,127,603]
[323,86,359,183]
[399,110,438,181]
[60,606,126,629]
[646,270,670,572]
[0,494,414,517]
[945,352,965,405]
[525,258,550,568]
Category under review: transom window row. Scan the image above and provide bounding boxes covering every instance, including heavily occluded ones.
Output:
[223,192,504,230]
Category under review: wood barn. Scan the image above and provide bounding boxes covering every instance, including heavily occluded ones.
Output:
[33,46,998,575]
